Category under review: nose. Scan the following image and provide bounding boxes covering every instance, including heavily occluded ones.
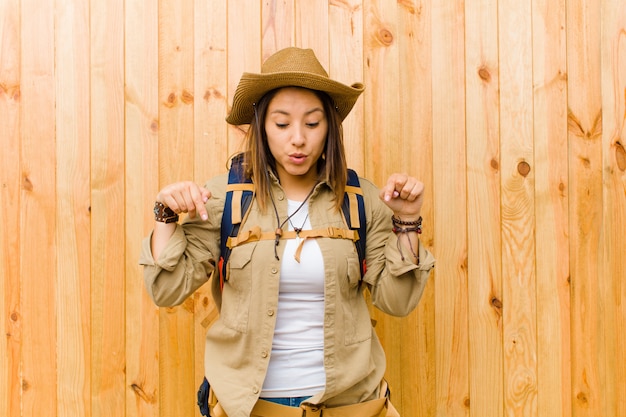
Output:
[291,125,305,146]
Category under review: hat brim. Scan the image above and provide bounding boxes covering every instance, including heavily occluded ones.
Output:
[226,71,364,126]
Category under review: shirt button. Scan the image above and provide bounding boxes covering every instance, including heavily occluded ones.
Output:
[253,386,259,394]
[261,350,268,358]
[267,309,274,316]
[271,267,278,274]
[277,194,285,201]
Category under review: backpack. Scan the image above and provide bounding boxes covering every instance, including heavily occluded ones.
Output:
[218,153,367,289]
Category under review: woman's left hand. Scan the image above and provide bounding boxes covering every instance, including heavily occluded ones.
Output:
[379,173,424,220]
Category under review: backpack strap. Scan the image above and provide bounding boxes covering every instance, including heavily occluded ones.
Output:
[343,169,367,278]
[219,159,367,289]
[219,153,254,290]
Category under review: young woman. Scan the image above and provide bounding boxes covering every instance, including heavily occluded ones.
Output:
[140,47,435,417]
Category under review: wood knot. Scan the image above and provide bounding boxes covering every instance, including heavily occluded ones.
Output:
[478,66,491,82]
[567,108,602,140]
[10,312,18,322]
[181,89,194,104]
[517,161,531,177]
[1,84,21,101]
[490,158,499,171]
[150,119,159,133]
[22,175,33,192]
[204,88,224,101]
[131,383,155,403]
[377,28,394,46]
[165,92,177,107]
[615,141,626,171]
[490,297,502,316]
[576,391,588,405]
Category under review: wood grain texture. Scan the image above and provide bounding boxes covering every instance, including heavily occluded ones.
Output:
[263,0,295,59]
[600,1,626,415]
[193,2,228,415]
[2,1,626,416]
[363,0,400,183]
[363,2,423,415]
[567,0,604,416]
[532,0,571,416]
[499,0,538,415]
[20,1,58,416]
[0,1,21,416]
[296,0,328,59]
[125,0,160,416]
[330,0,365,173]
[55,0,92,415]
[431,1,469,415]
[393,2,435,416]
[90,0,126,416]
[158,0,196,415]
[465,0,504,415]
[227,0,261,151]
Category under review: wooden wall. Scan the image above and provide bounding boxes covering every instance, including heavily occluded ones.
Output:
[1,0,625,416]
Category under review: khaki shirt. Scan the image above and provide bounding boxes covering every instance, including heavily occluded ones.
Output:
[140,173,435,417]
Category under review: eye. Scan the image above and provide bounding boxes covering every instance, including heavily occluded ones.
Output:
[275,122,289,129]
[306,121,320,128]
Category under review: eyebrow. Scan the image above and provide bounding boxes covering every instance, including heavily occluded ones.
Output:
[269,107,324,117]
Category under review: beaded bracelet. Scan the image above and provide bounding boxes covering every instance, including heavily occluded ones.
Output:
[391,216,422,262]
[154,201,179,223]
[391,215,422,233]
[392,225,422,234]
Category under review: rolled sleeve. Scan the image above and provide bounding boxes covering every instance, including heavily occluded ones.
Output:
[358,178,435,317]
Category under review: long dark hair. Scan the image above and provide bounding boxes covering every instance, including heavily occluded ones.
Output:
[242,87,348,212]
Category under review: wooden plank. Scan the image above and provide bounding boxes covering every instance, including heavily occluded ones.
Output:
[600,1,626,415]
[465,0,503,415]
[329,0,365,172]
[158,0,196,415]
[90,0,126,415]
[227,0,261,151]
[498,0,538,415]
[532,0,571,416]
[566,0,604,415]
[0,1,21,416]
[193,0,228,414]
[20,0,58,415]
[362,0,407,410]
[263,0,294,59]
[296,0,328,57]
[125,0,160,416]
[394,1,435,416]
[431,1,469,415]
[362,0,400,183]
[55,1,92,416]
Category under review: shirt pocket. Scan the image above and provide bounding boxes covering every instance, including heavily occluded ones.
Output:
[342,251,373,345]
[220,241,257,333]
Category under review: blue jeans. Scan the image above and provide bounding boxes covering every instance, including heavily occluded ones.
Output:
[260,396,311,407]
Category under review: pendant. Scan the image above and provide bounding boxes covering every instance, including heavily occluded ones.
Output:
[294,228,302,247]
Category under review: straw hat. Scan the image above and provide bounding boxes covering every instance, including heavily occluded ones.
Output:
[226,47,364,126]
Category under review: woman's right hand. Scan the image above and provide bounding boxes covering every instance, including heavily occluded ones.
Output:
[156,181,212,221]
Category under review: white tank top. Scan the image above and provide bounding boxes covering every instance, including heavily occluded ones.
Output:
[260,200,326,398]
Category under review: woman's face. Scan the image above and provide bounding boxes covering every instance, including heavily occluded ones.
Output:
[265,87,328,187]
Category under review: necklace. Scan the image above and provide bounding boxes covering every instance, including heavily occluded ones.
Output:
[269,182,318,260]
[289,212,309,248]
[289,212,309,235]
